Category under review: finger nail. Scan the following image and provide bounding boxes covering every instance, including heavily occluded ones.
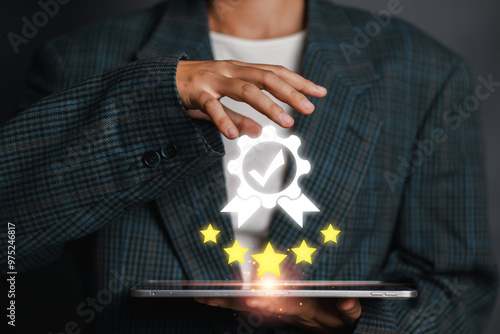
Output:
[316,85,327,94]
[280,113,294,125]
[302,99,315,111]
[227,126,238,138]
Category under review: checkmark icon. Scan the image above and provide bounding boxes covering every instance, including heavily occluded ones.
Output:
[249,149,285,187]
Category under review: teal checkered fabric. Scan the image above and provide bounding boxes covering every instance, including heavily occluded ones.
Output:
[0,0,497,333]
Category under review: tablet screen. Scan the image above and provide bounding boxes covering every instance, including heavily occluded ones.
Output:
[130,280,417,298]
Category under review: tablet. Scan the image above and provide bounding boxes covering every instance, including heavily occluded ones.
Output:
[130,280,417,299]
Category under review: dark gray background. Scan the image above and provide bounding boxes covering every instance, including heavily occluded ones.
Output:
[1,0,498,333]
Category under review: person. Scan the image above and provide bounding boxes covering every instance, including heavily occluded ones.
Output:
[1,0,497,332]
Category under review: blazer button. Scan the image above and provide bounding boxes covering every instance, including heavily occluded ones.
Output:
[143,151,161,167]
[161,143,177,159]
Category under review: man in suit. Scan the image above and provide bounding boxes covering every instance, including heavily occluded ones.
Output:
[0,0,497,332]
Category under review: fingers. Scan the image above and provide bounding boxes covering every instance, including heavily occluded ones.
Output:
[195,297,294,315]
[245,297,300,315]
[224,107,262,138]
[198,93,238,139]
[226,60,327,98]
[185,109,210,121]
[195,297,361,331]
[245,297,361,328]
[217,78,295,128]
[227,66,316,115]
[337,298,362,325]
[178,60,328,138]
[245,298,331,330]
[264,65,327,98]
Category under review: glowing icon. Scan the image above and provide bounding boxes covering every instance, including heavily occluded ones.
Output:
[291,240,317,264]
[200,224,220,243]
[224,240,249,264]
[248,149,285,186]
[221,126,319,228]
[252,242,287,277]
[321,224,341,243]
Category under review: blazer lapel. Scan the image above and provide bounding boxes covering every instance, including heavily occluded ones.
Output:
[267,0,383,280]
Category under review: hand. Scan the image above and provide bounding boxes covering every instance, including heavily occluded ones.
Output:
[176,60,327,139]
[195,296,361,333]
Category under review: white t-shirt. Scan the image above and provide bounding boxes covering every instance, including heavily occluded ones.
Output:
[210,30,306,281]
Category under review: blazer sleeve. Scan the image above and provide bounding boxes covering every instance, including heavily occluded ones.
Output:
[0,45,223,271]
[354,62,498,333]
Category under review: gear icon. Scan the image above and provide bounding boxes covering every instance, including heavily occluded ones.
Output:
[222,126,319,227]
[228,126,308,207]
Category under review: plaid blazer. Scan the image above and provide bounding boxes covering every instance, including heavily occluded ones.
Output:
[1,0,497,333]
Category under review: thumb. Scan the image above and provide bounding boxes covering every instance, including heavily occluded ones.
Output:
[337,298,362,325]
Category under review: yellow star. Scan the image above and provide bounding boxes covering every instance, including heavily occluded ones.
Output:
[224,240,249,264]
[252,242,287,277]
[321,224,341,243]
[291,240,317,264]
[200,224,220,243]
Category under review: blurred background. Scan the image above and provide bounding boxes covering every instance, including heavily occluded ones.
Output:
[1,0,499,332]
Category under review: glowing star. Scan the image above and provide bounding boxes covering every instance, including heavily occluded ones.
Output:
[224,240,249,264]
[291,240,317,264]
[252,242,287,277]
[200,224,220,243]
[321,224,341,243]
